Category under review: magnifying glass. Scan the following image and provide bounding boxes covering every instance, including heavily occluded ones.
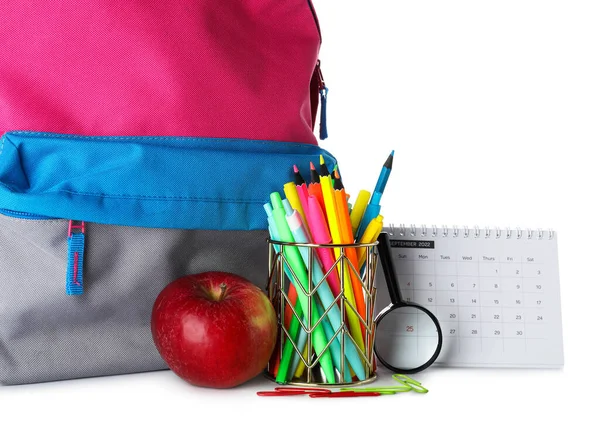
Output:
[374,232,443,374]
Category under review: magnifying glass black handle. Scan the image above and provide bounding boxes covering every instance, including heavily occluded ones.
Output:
[376,232,403,306]
[375,231,444,374]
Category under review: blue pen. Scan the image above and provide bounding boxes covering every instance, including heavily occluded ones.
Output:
[356,191,382,241]
[283,200,367,381]
[374,150,394,194]
[356,151,394,240]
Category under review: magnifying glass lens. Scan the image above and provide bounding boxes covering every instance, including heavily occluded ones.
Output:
[375,306,441,372]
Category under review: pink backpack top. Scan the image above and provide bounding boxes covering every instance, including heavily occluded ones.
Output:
[0,0,323,144]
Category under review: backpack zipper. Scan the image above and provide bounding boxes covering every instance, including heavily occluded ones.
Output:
[316,60,328,140]
[1,210,86,296]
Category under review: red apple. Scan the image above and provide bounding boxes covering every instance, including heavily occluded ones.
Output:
[151,271,277,388]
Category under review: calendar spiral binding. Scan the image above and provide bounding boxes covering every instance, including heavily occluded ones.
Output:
[386,224,555,240]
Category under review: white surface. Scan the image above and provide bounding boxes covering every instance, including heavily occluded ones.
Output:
[1,1,599,440]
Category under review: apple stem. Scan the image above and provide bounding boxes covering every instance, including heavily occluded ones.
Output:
[219,283,227,301]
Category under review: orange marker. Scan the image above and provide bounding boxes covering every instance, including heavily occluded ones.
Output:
[333,170,367,337]
[283,284,298,330]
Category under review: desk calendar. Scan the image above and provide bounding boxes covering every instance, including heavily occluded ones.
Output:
[374,225,564,368]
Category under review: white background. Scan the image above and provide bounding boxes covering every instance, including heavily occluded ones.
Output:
[1,1,599,441]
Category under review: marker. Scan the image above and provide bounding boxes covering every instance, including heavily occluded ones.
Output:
[283,182,307,225]
[267,225,298,378]
[319,156,365,352]
[292,342,310,379]
[334,170,367,337]
[283,283,298,335]
[357,214,385,270]
[269,193,335,383]
[356,190,382,241]
[265,206,306,381]
[266,200,312,384]
[318,155,341,252]
[306,195,341,298]
[285,208,363,381]
[350,190,371,238]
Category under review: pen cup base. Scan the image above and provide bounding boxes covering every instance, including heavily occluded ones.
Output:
[263,371,377,388]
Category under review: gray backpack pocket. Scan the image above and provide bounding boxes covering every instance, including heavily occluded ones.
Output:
[0,214,268,385]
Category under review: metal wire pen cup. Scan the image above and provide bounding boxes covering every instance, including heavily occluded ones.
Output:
[265,239,379,386]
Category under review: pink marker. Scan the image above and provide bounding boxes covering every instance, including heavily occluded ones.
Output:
[306,195,342,297]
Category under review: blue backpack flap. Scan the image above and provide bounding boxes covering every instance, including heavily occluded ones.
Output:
[0,131,336,385]
[0,132,336,229]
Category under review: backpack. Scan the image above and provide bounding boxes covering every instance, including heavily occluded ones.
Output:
[0,0,334,385]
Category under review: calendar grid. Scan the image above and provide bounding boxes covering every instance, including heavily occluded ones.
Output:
[375,226,564,368]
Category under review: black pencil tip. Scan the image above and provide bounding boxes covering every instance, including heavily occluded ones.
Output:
[310,167,320,184]
[293,166,305,186]
[319,161,330,177]
[333,177,343,191]
[384,151,394,169]
[333,169,344,190]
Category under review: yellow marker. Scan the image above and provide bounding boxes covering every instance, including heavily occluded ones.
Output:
[318,156,341,253]
[350,190,371,238]
[283,182,307,225]
[357,215,384,269]
[319,155,365,352]
[293,344,309,378]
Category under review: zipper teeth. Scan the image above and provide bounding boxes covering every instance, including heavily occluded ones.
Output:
[5,131,322,151]
[307,0,322,43]
[0,209,57,220]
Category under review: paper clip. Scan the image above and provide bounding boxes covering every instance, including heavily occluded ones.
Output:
[257,387,384,398]
[309,391,383,398]
[339,374,429,395]
[393,374,429,393]
[256,386,330,397]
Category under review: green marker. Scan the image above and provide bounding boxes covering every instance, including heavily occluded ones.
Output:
[270,192,335,384]
[266,203,306,383]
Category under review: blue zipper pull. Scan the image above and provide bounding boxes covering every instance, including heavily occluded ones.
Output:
[317,60,328,140]
[66,220,85,296]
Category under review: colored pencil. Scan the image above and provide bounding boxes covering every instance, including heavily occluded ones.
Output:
[308,161,326,216]
[293,165,310,221]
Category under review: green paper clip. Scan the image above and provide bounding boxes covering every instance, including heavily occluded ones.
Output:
[340,374,429,395]
[392,374,429,394]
